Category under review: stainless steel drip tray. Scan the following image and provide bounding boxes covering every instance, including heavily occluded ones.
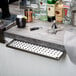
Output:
[6,39,65,60]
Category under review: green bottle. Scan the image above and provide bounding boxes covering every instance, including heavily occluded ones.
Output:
[39,0,47,21]
[47,0,57,22]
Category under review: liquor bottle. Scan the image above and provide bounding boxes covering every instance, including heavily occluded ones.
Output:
[39,0,47,21]
[25,7,33,23]
[31,0,40,20]
[47,0,57,22]
[63,0,72,25]
[31,4,40,20]
[55,0,64,24]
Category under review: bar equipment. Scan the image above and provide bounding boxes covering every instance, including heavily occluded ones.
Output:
[6,39,65,60]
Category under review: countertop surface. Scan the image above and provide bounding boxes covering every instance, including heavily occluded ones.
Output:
[4,20,75,46]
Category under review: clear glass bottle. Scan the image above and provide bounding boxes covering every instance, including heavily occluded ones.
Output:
[31,3,40,20]
[63,0,73,25]
[39,0,47,21]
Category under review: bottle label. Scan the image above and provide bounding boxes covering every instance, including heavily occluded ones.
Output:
[40,3,47,11]
[25,11,33,22]
[47,4,55,17]
[40,3,47,18]
[55,5,63,22]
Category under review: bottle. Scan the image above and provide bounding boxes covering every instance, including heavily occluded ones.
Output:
[25,7,33,23]
[39,0,47,21]
[72,7,76,26]
[55,0,64,24]
[31,4,40,20]
[47,0,57,22]
[63,0,72,25]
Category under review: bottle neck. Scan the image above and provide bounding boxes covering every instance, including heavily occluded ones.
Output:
[59,0,62,3]
[57,0,63,4]
[47,0,58,4]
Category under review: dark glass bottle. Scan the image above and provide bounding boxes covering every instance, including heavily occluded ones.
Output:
[47,0,57,22]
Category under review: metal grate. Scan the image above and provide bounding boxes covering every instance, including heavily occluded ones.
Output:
[6,39,65,60]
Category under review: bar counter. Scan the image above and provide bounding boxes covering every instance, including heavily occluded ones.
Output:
[1,20,76,76]
[4,20,75,52]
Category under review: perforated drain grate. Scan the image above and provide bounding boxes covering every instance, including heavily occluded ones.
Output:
[6,39,65,60]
